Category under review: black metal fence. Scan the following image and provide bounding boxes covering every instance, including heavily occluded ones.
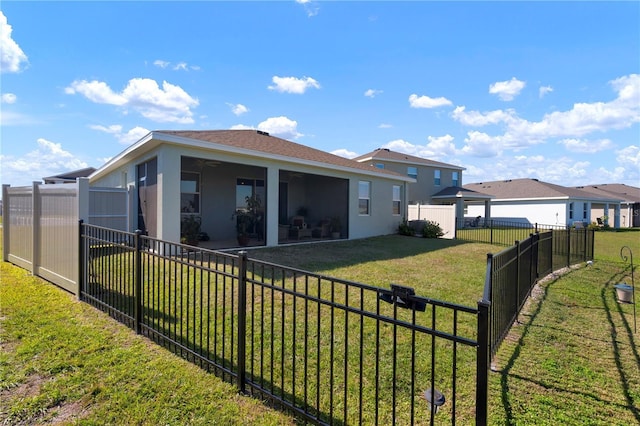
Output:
[80,223,490,425]
[483,228,594,357]
[455,218,568,246]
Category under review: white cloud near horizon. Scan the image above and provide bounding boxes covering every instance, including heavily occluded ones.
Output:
[489,77,526,101]
[65,78,199,123]
[1,138,88,185]
[268,76,320,94]
[89,124,150,145]
[0,12,28,73]
[228,103,249,116]
[453,74,640,157]
[257,116,303,140]
[408,93,453,109]
[331,148,358,159]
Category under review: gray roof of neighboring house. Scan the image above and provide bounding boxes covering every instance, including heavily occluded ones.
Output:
[43,167,96,183]
[431,186,493,200]
[463,178,621,202]
[353,148,464,171]
[92,129,414,183]
[575,183,640,203]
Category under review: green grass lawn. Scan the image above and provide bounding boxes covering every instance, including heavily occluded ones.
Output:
[1,230,638,424]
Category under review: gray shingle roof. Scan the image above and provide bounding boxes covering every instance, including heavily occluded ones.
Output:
[157,130,407,179]
[464,178,621,201]
[575,184,640,203]
[353,148,464,170]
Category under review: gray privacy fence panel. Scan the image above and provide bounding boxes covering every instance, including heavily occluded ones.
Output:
[37,184,79,294]
[3,179,131,296]
[4,186,34,270]
[89,187,130,231]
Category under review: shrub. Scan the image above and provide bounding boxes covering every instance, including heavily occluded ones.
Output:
[422,220,444,238]
[398,220,414,236]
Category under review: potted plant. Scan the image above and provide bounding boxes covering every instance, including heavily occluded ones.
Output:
[330,216,341,239]
[232,194,262,246]
[180,215,201,246]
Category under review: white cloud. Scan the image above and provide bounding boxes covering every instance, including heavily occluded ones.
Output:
[489,77,526,101]
[378,123,392,129]
[331,148,358,159]
[1,93,17,104]
[296,0,319,17]
[153,59,199,71]
[460,131,503,158]
[425,134,456,157]
[89,124,149,145]
[465,154,592,186]
[451,106,516,126]
[539,85,553,98]
[408,93,452,109]
[228,103,249,116]
[452,74,640,157]
[268,76,320,94]
[65,78,199,123]
[616,145,640,168]
[230,124,254,131]
[1,138,88,186]
[257,116,303,139]
[558,138,613,154]
[364,89,382,98]
[0,12,28,73]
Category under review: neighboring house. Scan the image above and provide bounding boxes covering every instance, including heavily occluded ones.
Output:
[43,167,96,184]
[464,178,623,228]
[89,130,414,248]
[353,148,492,219]
[354,148,464,204]
[575,183,640,228]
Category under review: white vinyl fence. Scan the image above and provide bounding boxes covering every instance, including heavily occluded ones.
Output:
[2,178,130,295]
[407,204,456,239]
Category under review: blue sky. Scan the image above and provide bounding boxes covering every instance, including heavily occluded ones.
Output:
[1,1,639,188]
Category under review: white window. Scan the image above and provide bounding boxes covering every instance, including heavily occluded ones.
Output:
[452,171,459,187]
[434,170,441,186]
[407,167,417,179]
[392,185,401,215]
[181,172,200,214]
[359,181,371,215]
[583,203,588,220]
[569,202,574,220]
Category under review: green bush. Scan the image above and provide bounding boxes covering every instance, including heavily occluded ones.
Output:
[422,220,444,238]
[398,220,414,236]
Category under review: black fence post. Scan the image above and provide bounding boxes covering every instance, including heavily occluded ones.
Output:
[476,299,490,426]
[490,220,494,245]
[237,251,248,394]
[515,240,521,311]
[134,229,143,335]
[78,220,84,299]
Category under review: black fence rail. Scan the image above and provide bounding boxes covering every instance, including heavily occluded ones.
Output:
[80,223,490,425]
[483,228,594,357]
[455,218,567,246]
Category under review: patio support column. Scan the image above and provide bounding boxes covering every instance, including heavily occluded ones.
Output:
[158,148,181,246]
[265,166,279,247]
[613,204,621,228]
[484,199,491,220]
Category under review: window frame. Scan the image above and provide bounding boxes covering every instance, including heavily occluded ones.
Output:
[407,167,417,179]
[392,185,401,216]
[180,171,201,214]
[434,169,441,186]
[452,171,459,187]
[359,180,371,216]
